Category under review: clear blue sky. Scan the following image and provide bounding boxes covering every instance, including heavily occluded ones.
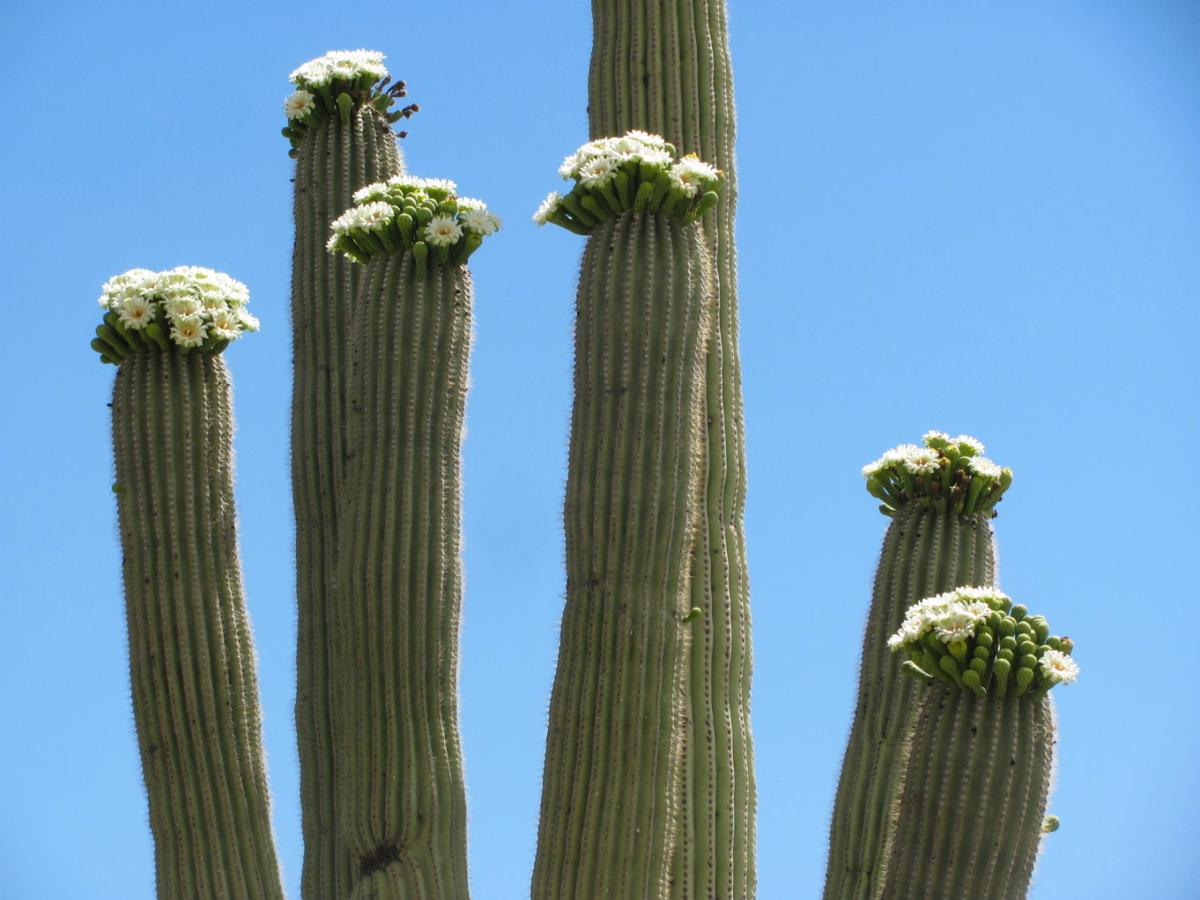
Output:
[3,2,1197,897]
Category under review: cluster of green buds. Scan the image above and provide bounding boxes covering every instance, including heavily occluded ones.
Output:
[888,587,1078,699]
[327,176,501,273]
[533,130,722,234]
[281,49,418,156]
[861,431,1013,517]
[91,267,258,364]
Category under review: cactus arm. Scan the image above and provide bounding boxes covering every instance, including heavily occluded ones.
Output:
[532,212,712,898]
[330,250,472,899]
[826,509,997,900]
[878,691,1055,900]
[587,3,755,895]
[112,349,283,899]
[879,589,1073,899]
[288,66,404,899]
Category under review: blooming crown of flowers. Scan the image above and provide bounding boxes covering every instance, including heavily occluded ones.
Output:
[862,431,1012,517]
[889,586,1078,699]
[534,131,721,234]
[327,176,500,272]
[281,50,418,157]
[91,267,258,365]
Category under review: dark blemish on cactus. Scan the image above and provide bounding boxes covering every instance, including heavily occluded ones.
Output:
[359,843,402,877]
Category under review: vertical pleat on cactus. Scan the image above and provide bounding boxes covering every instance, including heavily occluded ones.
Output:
[289,87,404,899]
[824,508,997,899]
[111,348,283,900]
[586,3,756,895]
[532,212,713,899]
[331,250,472,900]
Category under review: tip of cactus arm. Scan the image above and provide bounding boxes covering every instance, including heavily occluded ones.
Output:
[91,266,257,365]
[889,587,1079,699]
[327,177,500,267]
[534,131,722,234]
[862,431,1012,516]
[282,50,416,154]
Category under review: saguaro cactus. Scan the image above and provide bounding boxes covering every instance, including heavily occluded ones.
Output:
[324,177,499,898]
[282,49,417,899]
[881,588,1077,899]
[531,134,719,898]
[94,267,281,899]
[585,4,756,894]
[824,433,1013,900]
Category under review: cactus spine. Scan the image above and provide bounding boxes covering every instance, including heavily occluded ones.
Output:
[825,435,1013,899]
[587,3,756,895]
[533,208,713,898]
[99,265,281,898]
[323,174,500,896]
[285,51,410,899]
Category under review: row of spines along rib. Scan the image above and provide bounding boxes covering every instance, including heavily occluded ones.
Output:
[532,212,713,899]
[824,507,997,900]
[291,106,403,900]
[880,689,1055,900]
[332,251,472,899]
[587,3,755,895]
[111,349,283,899]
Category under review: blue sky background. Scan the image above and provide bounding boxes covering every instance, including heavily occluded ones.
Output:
[2,2,1197,897]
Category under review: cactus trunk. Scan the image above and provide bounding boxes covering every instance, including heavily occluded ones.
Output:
[880,690,1055,900]
[587,3,756,895]
[825,507,997,900]
[291,109,402,898]
[532,212,713,898]
[331,250,472,899]
[111,349,283,899]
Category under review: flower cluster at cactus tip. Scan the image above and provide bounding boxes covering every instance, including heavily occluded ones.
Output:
[281,49,418,155]
[327,176,500,273]
[91,267,258,365]
[862,431,1013,517]
[534,131,722,234]
[889,586,1079,698]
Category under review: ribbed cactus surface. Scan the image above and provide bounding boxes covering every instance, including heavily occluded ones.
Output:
[532,211,713,899]
[825,507,997,899]
[112,348,283,899]
[825,432,1015,900]
[332,250,472,900]
[880,688,1055,899]
[290,88,404,900]
[587,4,756,895]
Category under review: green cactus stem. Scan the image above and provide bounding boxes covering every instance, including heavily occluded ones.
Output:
[584,4,755,894]
[325,181,498,899]
[824,432,1013,900]
[532,204,714,898]
[103,270,282,899]
[881,592,1075,899]
[285,49,413,900]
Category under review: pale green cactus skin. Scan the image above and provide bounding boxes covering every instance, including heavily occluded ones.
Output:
[290,106,404,899]
[111,348,283,899]
[824,507,997,899]
[532,212,713,898]
[880,690,1056,900]
[587,3,756,896]
[331,249,472,899]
